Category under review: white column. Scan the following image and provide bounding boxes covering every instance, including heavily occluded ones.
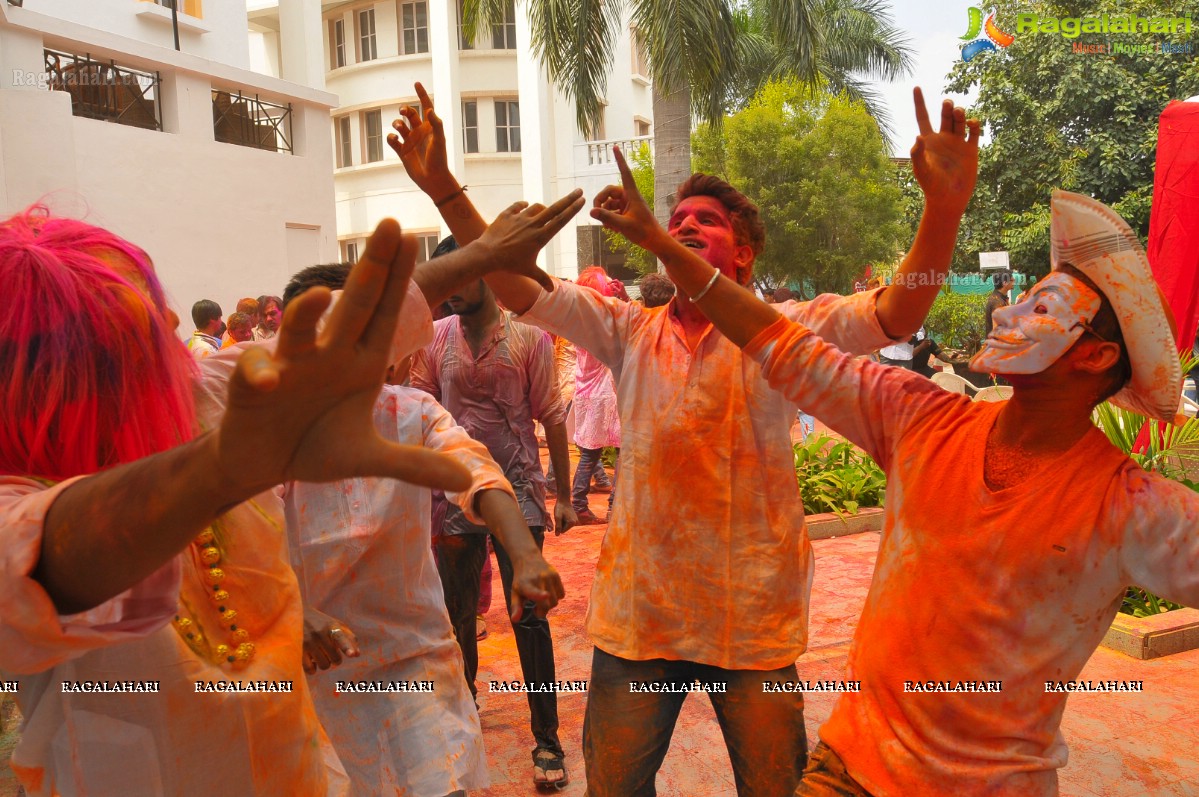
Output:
[515,0,558,274]
[429,0,464,201]
[278,0,325,91]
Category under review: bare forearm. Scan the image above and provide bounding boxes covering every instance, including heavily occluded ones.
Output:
[36,432,256,614]
[477,488,540,561]
[412,239,496,307]
[650,230,782,348]
[875,205,963,339]
[543,421,572,499]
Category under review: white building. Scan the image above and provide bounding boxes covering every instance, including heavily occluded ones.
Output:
[246,0,653,278]
[0,0,339,323]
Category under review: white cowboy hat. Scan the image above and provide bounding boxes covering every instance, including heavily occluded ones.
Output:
[1050,190,1181,421]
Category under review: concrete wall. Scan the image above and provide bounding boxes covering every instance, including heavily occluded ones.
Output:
[0,3,338,325]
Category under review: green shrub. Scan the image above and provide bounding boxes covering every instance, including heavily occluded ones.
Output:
[794,434,885,516]
[923,291,989,353]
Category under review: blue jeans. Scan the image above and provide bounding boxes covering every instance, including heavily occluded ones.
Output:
[582,647,807,796]
[572,446,617,514]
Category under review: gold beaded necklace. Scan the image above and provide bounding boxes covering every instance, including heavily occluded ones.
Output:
[172,519,256,668]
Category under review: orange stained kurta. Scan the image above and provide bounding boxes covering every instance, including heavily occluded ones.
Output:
[285,385,515,796]
[0,284,434,796]
[748,316,1199,796]
[520,281,892,668]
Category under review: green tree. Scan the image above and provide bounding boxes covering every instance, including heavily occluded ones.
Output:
[464,0,912,227]
[945,0,1199,277]
[693,83,906,296]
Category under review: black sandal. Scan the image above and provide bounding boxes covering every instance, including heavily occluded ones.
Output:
[533,747,569,791]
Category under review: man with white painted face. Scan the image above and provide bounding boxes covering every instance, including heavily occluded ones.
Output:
[612,185,1199,796]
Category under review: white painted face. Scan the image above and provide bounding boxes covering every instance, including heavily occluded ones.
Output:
[970,271,1102,375]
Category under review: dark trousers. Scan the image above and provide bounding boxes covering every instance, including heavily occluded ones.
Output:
[435,528,562,757]
[572,446,617,514]
[582,647,807,797]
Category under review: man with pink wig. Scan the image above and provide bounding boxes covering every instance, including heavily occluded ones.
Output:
[0,193,580,795]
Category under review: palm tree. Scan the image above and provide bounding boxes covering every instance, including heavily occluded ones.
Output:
[465,0,911,226]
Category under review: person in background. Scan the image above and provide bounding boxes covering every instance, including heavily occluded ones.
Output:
[637,272,675,309]
[984,269,1013,336]
[411,236,577,790]
[187,298,223,359]
[222,297,260,346]
[877,331,914,369]
[570,267,626,525]
[255,295,282,341]
[222,311,254,347]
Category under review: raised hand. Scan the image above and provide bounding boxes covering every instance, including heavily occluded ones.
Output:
[589,146,662,249]
[478,190,586,292]
[910,86,980,217]
[218,219,472,494]
[387,82,455,197]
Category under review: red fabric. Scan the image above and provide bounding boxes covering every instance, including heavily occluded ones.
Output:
[1148,100,1199,350]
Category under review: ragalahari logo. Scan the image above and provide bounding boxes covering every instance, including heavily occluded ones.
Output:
[960,6,1016,61]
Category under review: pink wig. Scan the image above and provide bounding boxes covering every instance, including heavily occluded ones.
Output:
[576,266,630,302]
[0,206,198,480]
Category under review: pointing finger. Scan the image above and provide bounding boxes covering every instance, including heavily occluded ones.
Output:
[913,86,932,136]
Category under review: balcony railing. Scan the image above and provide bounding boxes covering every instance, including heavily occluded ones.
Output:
[212,90,293,154]
[578,135,653,168]
[44,49,162,131]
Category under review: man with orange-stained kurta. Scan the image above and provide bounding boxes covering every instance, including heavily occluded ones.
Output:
[388,82,979,796]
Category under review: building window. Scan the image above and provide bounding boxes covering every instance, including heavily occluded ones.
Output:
[631,27,649,77]
[358,9,377,62]
[344,241,358,264]
[331,18,346,68]
[462,100,479,153]
[495,100,520,152]
[456,0,474,50]
[416,233,440,263]
[400,2,429,54]
[336,115,352,167]
[588,105,606,141]
[364,109,383,162]
[635,118,651,137]
[491,0,517,49]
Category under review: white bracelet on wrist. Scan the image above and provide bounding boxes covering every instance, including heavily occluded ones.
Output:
[690,269,721,302]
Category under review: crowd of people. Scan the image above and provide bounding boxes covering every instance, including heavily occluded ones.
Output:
[1,79,1197,797]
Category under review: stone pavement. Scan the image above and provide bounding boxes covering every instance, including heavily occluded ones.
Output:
[474,489,1199,797]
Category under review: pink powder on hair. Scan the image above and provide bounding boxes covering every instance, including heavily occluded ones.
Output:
[0,205,198,480]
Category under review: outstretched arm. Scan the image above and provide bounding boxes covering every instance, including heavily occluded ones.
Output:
[389,82,581,314]
[35,221,472,615]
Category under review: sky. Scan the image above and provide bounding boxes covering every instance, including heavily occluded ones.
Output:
[865,0,981,156]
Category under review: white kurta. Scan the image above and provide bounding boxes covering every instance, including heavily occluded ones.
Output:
[285,385,515,796]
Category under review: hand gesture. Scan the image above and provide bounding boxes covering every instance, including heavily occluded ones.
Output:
[552,501,578,536]
[508,553,565,622]
[589,146,661,250]
[478,190,585,292]
[218,220,472,494]
[388,82,452,196]
[910,86,980,217]
[302,605,360,674]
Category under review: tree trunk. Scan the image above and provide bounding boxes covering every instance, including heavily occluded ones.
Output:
[652,83,692,236]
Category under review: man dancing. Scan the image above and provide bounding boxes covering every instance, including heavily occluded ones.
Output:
[596,138,1199,795]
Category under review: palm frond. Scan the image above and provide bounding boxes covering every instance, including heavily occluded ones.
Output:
[524,0,624,134]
